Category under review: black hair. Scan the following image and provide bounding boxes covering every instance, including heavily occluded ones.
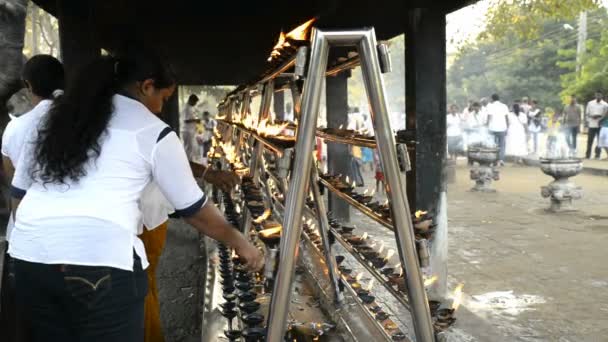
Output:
[513,103,520,115]
[491,93,499,101]
[203,111,210,117]
[471,102,480,108]
[22,54,64,99]
[188,94,199,106]
[32,49,175,185]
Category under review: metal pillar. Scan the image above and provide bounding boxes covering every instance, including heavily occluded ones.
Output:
[406,8,448,297]
[57,0,100,80]
[267,28,435,342]
[326,63,351,222]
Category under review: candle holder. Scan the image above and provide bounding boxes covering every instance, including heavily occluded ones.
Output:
[238,291,257,302]
[391,332,407,341]
[224,329,242,342]
[242,327,267,342]
[242,312,265,327]
[238,300,261,314]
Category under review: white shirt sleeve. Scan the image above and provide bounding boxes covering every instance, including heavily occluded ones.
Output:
[2,120,16,158]
[150,129,207,217]
[10,132,35,198]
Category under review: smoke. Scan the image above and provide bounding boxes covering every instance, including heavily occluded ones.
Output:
[545,132,572,159]
[466,126,496,149]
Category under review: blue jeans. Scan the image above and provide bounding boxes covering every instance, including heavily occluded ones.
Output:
[14,254,147,342]
[491,131,507,161]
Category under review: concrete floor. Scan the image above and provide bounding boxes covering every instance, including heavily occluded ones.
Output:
[158,219,205,342]
[445,160,608,341]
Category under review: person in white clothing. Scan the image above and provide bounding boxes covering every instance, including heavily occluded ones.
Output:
[446,104,464,160]
[0,54,64,342]
[506,103,528,162]
[8,50,262,342]
[181,94,200,161]
[585,92,608,159]
[486,94,510,165]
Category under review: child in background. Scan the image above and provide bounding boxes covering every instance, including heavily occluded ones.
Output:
[545,107,562,157]
[374,151,384,194]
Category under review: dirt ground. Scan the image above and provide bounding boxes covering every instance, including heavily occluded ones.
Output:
[445,160,608,341]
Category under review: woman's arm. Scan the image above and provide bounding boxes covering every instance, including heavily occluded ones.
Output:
[185,201,263,271]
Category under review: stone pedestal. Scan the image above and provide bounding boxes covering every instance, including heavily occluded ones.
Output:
[470,165,499,192]
[468,147,499,192]
[540,158,583,212]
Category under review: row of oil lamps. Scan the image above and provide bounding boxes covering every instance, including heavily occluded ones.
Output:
[219,192,267,342]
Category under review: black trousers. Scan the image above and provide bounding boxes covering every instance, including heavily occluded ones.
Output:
[586,127,601,158]
[14,255,147,342]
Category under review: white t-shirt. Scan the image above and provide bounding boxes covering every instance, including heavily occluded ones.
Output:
[486,101,510,132]
[181,104,197,135]
[446,113,463,137]
[139,182,174,233]
[1,99,53,241]
[585,100,608,128]
[9,95,207,271]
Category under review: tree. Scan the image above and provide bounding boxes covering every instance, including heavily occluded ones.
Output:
[482,0,601,40]
[558,9,608,101]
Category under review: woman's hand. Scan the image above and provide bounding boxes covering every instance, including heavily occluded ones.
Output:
[204,170,240,192]
[235,240,264,272]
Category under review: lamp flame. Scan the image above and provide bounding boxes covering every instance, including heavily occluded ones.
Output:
[451,284,465,310]
[415,210,428,219]
[355,272,363,282]
[363,189,369,195]
[384,249,395,260]
[361,232,368,240]
[285,18,316,41]
[423,275,438,287]
[366,279,375,291]
[252,208,272,224]
[259,226,282,238]
[398,267,403,277]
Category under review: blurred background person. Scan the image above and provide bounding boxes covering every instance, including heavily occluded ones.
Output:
[506,103,528,163]
[584,91,608,159]
[181,94,200,162]
[527,100,542,155]
[446,104,463,160]
[562,95,582,155]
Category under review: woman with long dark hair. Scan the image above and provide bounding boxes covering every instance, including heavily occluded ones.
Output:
[8,51,262,342]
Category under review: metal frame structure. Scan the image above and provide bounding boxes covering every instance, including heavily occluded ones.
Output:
[266,28,435,342]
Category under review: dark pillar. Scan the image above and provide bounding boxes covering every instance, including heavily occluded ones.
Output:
[405,8,446,212]
[57,0,100,80]
[326,68,351,222]
[273,90,285,121]
[161,89,180,133]
[405,8,448,297]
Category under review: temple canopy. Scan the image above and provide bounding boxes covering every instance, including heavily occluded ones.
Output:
[33,0,476,85]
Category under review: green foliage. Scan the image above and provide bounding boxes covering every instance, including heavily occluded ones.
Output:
[559,10,608,100]
[483,0,601,40]
[449,3,608,111]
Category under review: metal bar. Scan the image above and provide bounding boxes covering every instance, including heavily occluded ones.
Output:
[357,29,435,342]
[273,199,400,342]
[318,177,393,230]
[266,28,330,342]
[309,167,343,304]
[316,129,377,148]
[216,120,286,158]
[325,54,360,77]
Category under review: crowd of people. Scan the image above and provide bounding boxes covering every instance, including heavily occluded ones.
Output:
[447,92,608,164]
[0,51,262,342]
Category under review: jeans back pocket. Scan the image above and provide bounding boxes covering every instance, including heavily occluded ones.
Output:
[63,266,113,309]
